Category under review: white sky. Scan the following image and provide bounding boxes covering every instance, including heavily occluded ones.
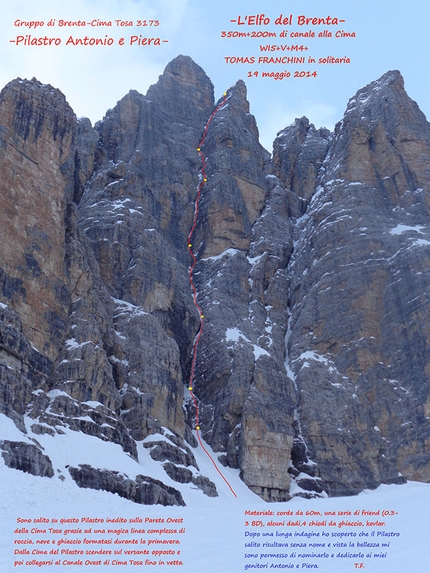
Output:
[1,0,429,150]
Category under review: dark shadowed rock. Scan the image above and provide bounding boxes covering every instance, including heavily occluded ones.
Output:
[0,440,54,477]
[144,439,198,469]
[68,465,185,506]
[162,462,218,497]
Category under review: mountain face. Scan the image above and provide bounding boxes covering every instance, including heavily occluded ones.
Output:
[1,56,429,504]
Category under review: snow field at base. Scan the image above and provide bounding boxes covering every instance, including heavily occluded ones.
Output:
[0,410,429,572]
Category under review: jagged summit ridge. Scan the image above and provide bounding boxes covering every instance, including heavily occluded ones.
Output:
[324,69,430,199]
[0,58,429,504]
[342,69,422,125]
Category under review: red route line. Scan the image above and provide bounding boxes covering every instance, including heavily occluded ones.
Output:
[187,93,237,498]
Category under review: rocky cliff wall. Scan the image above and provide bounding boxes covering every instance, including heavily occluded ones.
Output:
[0,57,429,504]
